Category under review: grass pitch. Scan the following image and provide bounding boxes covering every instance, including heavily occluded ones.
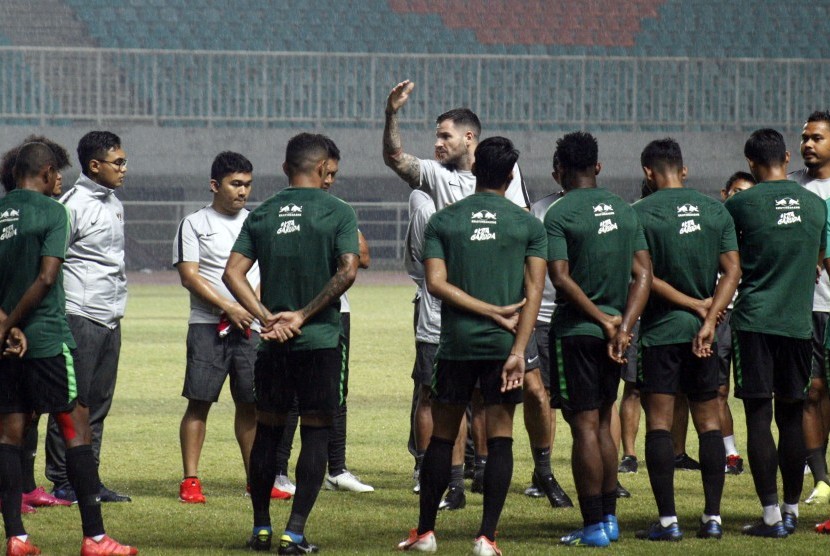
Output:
[18,281,830,554]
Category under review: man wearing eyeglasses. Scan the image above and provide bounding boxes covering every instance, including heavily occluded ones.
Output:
[44,131,132,504]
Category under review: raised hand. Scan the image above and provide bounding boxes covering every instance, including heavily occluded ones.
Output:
[386,80,415,114]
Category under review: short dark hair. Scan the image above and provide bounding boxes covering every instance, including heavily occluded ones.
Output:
[807,111,830,125]
[210,151,253,182]
[1,135,70,192]
[744,128,787,166]
[640,138,683,173]
[13,142,58,185]
[724,171,756,193]
[554,131,598,171]
[284,133,339,177]
[472,136,519,190]
[436,108,481,138]
[77,130,121,175]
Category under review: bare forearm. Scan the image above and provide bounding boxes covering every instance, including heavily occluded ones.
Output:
[620,251,652,333]
[707,253,741,324]
[4,276,53,332]
[553,273,610,326]
[300,260,358,322]
[428,280,500,320]
[224,270,269,322]
[383,111,421,188]
[651,277,702,312]
[511,259,546,355]
[181,271,235,314]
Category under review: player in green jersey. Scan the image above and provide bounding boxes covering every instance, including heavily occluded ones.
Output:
[398,137,546,556]
[725,128,827,537]
[545,131,652,547]
[632,139,740,541]
[224,133,359,555]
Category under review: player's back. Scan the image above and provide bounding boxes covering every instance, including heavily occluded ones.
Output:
[633,188,737,346]
[725,179,826,338]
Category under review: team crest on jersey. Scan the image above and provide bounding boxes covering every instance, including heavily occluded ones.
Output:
[679,219,701,234]
[471,210,497,224]
[277,219,301,234]
[593,203,615,217]
[677,204,700,217]
[470,227,496,241]
[0,208,20,222]
[0,224,17,241]
[279,204,303,217]
[598,219,618,234]
[777,211,801,226]
[775,197,800,210]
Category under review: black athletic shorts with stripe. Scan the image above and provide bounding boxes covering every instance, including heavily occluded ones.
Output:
[0,347,77,414]
[432,359,523,406]
[549,334,622,412]
[732,331,811,400]
[637,342,719,402]
[254,345,342,416]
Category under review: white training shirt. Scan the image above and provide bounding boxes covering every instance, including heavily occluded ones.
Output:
[173,205,260,326]
[790,168,830,311]
[531,192,562,324]
[418,159,530,210]
[404,190,441,344]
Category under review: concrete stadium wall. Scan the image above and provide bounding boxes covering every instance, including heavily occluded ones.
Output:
[0,125,807,202]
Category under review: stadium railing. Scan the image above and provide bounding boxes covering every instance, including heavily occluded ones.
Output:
[123,200,409,271]
[0,46,820,131]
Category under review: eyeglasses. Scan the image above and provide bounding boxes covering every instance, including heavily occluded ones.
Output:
[96,158,128,170]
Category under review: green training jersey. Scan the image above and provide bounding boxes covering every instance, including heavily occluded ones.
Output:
[0,189,76,358]
[725,180,826,339]
[633,188,738,347]
[545,187,648,339]
[232,187,359,351]
[422,191,546,360]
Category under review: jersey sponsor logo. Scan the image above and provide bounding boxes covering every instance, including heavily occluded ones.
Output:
[775,197,800,210]
[0,208,20,222]
[676,204,700,217]
[679,219,702,234]
[0,224,17,241]
[593,203,615,216]
[470,227,496,241]
[598,219,618,234]
[279,204,303,217]
[276,219,301,234]
[471,210,497,224]
[777,211,802,226]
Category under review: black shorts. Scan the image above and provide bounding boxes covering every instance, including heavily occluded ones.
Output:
[621,320,640,383]
[733,331,811,400]
[550,334,622,412]
[254,346,341,415]
[411,341,438,387]
[638,343,719,402]
[433,359,523,406]
[0,347,77,415]
[811,312,828,380]
[183,323,257,404]
[715,310,733,386]
[525,324,546,387]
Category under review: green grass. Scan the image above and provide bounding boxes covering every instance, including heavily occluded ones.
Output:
[19,282,830,554]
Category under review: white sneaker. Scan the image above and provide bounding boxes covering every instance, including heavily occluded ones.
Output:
[324,470,375,492]
[472,535,502,556]
[273,474,296,496]
[412,469,420,494]
[398,528,437,552]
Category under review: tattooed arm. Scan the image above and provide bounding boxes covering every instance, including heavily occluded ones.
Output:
[383,80,422,189]
[261,253,359,342]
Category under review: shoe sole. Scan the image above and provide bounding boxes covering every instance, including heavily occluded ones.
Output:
[179,497,206,503]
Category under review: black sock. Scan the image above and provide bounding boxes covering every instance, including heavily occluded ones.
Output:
[66,445,104,537]
[449,464,464,489]
[645,429,676,517]
[285,425,330,536]
[0,444,26,537]
[327,405,347,476]
[744,398,778,506]
[531,445,552,477]
[250,422,284,528]
[418,436,453,535]
[578,494,603,526]
[775,400,806,505]
[477,437,513,541]
[807,447,829,485]
[415,451,425,472]
[699,430,725,516]
[275,400,299,476]
[474,454,487,475]
[601,490,617,517]
[21,424,38,494]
